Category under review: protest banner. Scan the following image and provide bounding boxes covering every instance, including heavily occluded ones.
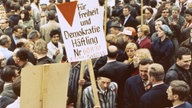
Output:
[56,0,107,107]
[56,0,107,62]
[20,63,70,108]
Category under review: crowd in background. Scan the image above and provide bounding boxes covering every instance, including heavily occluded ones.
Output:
[0,0,192,108]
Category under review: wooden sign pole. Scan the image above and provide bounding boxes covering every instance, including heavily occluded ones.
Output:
[76,60,86,108]
[88,59,100,107]
[141,0,144,26]
[104,0,108,36]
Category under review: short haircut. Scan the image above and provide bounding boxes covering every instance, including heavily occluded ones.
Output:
[13,25,23,32]
[123,5,131,11]
[48,10,56,20]
[0,35,10,46]
[144,7,153,14]
[175,47,191,60]
[12,76,21,96]
[172,6,181,13]
[125,42,138,51]
[137,24,150,35]
[170,80,190,101]
[15,48,29,61]
[1,65,18,82]
[107,45,118,58]
[27,30,40,39]
[139,58,154,66]
[50,29,61,38]
[148,63,165,81]
[34,39,47,54]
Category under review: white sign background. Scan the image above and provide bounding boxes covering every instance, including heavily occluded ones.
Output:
[56,0,107,62]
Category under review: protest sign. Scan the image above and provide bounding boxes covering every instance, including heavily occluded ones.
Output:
[56,0,107,62]
[20,63,70,108]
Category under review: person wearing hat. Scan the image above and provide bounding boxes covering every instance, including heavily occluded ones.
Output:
[151,24,174,72]
[82,71,118,108]
[181,8,192,42]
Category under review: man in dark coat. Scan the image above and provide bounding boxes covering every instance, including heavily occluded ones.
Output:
[124,58,153,108]
[165,47,192,103]
[98,45,129,108]
[139,63,172,108]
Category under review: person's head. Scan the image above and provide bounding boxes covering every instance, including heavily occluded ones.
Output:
[185,9,192,22]
[40,3,48,11]
[155,20,163,31]
[166,80,190,102]
[13,25,23,38]
[105,34,117,47]
[1,65,20,82]
[0,35,12,48]
[165,1,172,10]
[107,45,118,59]
[12,76,21,97]
[122,27,137,43]
[110,22,122,35]
[187,1,192,9]
[133,48,153,67]
[137,25,150,38]
[24,4,32,15]
[144,7,153,20]
[27,30,40,42]
[97,76,111,91]
[48,10,56,20]
[50,29,60,43]
[13,48,29,67]
[171,6,181,18]
[175,47,191,70]
[20,9,30,21]
[139,58,154,81]
[34,39,48,55]
[123,5,131,17]
[0,18,9,30]
[125,42,138,59]
[148,63,165,84]
[17,38,31,51]
[161,7,170,18]
[157,24,173,38]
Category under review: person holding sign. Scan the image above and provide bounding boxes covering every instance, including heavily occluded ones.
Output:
[47,29,64,63]
[82,72,118,108]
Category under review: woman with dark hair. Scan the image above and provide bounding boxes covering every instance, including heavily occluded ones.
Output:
[18,9,34,29]
[151,24,174,72]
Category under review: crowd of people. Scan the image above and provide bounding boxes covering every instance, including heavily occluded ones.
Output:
[0,0,192,108]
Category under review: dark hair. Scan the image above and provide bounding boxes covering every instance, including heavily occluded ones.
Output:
[13,25,23,32]
[175,47,191,60]
[139,58,154,65]
[16,48,29,61]
[185,9,192,16]
[48,10,56,20]
[1,65,18,82]
[20,9,30,21]
[144,7,153,14]
[170,80,190,101]
[50,29,61,38]
[149,0,157,8]
[12,76,21,96]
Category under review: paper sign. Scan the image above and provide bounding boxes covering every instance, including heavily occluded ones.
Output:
[56,0,107,62]
[20,63,70,108]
